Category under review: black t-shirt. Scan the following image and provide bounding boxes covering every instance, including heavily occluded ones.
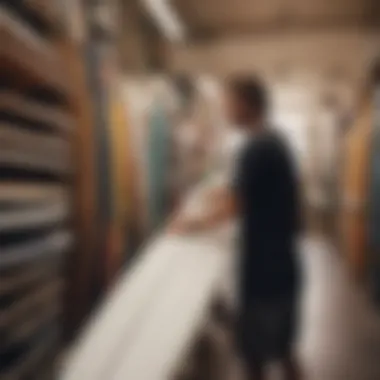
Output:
[232,131,301,301]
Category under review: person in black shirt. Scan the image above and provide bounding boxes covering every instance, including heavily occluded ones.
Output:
[171,77,302,380]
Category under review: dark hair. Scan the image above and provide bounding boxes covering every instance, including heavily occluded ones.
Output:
[228,76,268,116]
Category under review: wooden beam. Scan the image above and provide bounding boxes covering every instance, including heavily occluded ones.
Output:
[190,14,380,43]
[58,34,98,338]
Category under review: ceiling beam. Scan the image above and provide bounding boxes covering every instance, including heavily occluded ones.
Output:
[190,13,380,44]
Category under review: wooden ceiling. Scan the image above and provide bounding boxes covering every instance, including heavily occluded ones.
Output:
[171,0,380,40]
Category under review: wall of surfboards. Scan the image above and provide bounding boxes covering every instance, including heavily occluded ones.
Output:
[52,0,222,332]
[82,66,223,311]
[71,0,183,315]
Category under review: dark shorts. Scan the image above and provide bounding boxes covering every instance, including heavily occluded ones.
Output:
[236,296,298,364]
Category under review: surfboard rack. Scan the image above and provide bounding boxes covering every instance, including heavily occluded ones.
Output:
[0,1,76,378]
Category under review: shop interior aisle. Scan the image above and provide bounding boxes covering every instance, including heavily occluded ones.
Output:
[61,233,380,380]
[222,239,380,380]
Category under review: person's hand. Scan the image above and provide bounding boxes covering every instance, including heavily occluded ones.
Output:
[167,215,203,235]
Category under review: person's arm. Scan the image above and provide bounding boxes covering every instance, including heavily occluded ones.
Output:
[169,186,237,234]
[169,140,252,234]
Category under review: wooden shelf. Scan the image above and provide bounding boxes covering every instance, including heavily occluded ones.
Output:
[0,262,60,295]
[0,123,71,174]
[1,124,68,154]
[0,92,74,134]
[0,279,63,329]
[0,0,78,367]
[0,230,73,270]
[0,151,70,174]
[0,182,67,205]
[0,329,59,380]
[3,302,61,350]
[24,0,61,32]
[0,6,70,96]
[0,201,69,233]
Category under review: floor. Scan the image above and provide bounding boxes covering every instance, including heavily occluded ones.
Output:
[298,239,380,380]
[212,238,380,380]
[170,237,380,380]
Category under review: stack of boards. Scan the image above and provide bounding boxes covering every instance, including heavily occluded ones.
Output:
[0,1,74,379]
